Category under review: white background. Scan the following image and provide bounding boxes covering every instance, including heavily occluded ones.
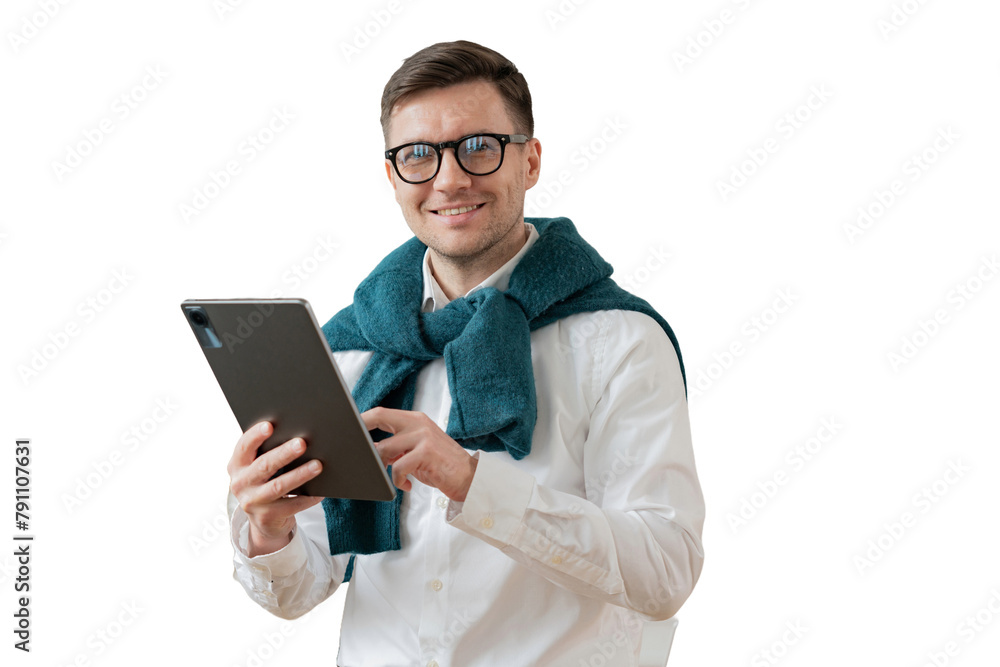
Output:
[3,0,999,665]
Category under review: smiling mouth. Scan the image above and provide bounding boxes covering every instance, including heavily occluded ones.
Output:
[432,203,483,216]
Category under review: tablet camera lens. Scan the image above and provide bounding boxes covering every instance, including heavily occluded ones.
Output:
[189,309,208,327]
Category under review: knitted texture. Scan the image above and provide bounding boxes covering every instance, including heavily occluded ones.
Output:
[321,217,685,579]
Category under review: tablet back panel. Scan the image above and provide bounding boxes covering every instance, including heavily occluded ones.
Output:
[182,298,395,501]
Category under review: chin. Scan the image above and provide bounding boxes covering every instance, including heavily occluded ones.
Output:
[428,240,486,261]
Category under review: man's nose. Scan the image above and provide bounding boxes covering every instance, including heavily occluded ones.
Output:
[434,148,472,191]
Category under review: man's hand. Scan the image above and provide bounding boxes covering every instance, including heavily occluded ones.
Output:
[228,421,325,557]
[363,407,478,502]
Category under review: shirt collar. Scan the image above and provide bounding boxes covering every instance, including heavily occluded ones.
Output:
[421,222,539,313]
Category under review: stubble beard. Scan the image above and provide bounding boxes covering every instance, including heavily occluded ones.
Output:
[412,190,526,273]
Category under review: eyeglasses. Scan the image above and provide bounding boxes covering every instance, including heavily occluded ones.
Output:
[385,133,528,184]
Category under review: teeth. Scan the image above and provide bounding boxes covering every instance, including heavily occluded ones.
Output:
[437,204,481,216]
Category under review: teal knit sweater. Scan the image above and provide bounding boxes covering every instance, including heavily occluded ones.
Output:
[320,217,684,581]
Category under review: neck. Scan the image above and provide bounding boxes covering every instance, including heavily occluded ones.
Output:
[429,222,528,301]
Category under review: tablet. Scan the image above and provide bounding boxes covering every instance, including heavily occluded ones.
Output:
[181,298,395,501]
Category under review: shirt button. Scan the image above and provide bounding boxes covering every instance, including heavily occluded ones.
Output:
[551,555,563,565]
[431,579,443,592]
[437,496,448,509]
[480,517,494,529]
[428,661,439,667]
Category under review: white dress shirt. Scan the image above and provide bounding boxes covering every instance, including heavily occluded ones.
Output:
[229,222,705,667]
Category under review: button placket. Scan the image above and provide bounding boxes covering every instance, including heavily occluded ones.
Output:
[417,370,453,653]
[411,357,462,662]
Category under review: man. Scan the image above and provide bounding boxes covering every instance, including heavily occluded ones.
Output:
[228,40,704,666]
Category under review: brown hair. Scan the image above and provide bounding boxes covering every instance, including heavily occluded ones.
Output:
[380,40,533,144]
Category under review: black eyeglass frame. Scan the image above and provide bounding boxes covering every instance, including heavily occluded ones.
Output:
[385,133,529,184]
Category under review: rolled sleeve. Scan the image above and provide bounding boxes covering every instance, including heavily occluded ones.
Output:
[232,510,308,579]
[229,494,349,619]
[446,450,536,548]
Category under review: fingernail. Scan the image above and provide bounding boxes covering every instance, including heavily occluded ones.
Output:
[259,423,269,435]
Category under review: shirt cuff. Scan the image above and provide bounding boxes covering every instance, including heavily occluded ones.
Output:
[446,450,535,547]
[232,507,308,579]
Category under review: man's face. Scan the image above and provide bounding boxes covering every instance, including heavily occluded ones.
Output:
[384,80,541,264]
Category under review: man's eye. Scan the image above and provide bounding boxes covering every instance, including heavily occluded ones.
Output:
[403,145,433,162]
[465,137,488,152]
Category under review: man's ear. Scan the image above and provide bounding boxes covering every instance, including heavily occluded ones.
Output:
[385,160,397,193]
[524,138,542,190]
